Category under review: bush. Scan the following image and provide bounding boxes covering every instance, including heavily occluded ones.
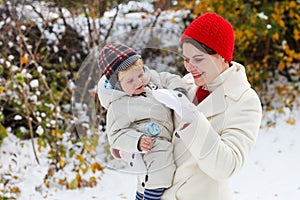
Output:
[0,1,105,192]
[0,1,299,195]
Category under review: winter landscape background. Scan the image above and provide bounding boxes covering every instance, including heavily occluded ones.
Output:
[0,1,300,200]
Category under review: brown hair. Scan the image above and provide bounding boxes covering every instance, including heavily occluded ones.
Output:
[183,38,216,55]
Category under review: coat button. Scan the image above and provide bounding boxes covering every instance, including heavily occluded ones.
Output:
[175,132,180,138]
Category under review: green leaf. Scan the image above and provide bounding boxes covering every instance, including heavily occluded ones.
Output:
[37,137,47,148]
[40,46,46,53]
[68,178,78,190]
[0,124,8,146]
[69,149,75,158]
[0,112,4,123]
[16,73,24,84]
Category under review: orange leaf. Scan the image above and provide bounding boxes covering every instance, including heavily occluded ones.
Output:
[91,162,104,173]
[289,1,296,8]
[286,118,295,125]
[278,19,285,27]
[59,178,68,185]
[76,173,82,182]
[10,186,20,194]
[80,165,89,174]
[89,176,97,187]
[51,129,56,136]
[59,159,66,168]
[278,61,285,70]
[272,33,279,40]
[47,168,55,177]
[277,107,284,114]
[76,154,85,163]
[37,146,42,153]
[0,86,4,94]
[170,17,176,23]
[21,55,29,65]
[294,28,300,41]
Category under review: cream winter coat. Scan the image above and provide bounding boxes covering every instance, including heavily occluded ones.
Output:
[98,67,186,189]
[162,62,262,200]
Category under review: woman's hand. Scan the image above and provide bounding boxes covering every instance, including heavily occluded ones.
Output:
[139,135,153,152]
[152,89,197,123]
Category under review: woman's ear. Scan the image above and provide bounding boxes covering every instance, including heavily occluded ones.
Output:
[215,54,230,71]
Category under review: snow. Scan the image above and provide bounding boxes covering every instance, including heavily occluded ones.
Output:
[1,1,300,200]
[230,109,300,200]
[14,115,22,120]
[257,12,268,20]
[15,1,71,22]
[29,79,39,88]
[1,109,300,200]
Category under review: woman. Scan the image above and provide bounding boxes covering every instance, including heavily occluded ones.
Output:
[154,12,262,199]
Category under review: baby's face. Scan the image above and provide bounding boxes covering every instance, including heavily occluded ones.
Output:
[119,66,147,95]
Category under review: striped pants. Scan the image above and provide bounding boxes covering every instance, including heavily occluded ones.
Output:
[135,188,165,200]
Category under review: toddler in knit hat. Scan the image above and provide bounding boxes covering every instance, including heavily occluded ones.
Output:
[97,43,187,200]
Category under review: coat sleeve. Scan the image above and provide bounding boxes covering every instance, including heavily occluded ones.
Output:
[106,104,144,154]
[177,89,262,181]
[150,70,187,91]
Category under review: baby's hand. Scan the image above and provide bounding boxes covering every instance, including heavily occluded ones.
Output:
[139,135,153,152]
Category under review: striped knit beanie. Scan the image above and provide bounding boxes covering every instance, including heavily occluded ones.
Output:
[98,43,141,87]
[181,12,234,62]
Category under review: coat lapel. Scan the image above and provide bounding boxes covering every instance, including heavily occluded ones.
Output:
[188,62,250,118]
[197,86,227,118]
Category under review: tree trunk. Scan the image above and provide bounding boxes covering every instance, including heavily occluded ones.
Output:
[99,0,107,17]
[154,0,171,10]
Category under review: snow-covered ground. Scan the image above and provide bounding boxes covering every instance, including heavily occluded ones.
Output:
[1,108,300,200]
[1,1,300,200]
[230,109,300,200]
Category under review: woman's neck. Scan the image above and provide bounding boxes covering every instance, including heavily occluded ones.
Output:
[205,65,234,91]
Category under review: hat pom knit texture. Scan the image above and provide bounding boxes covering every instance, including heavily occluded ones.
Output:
[182,12,234,62]
[98,43,141,85]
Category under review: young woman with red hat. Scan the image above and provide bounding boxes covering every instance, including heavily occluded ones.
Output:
[153,12,262,200]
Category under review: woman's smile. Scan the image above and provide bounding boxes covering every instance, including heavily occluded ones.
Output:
[192,72,205,79]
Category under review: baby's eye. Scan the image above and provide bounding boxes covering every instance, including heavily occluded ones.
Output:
[138,73,144,78]
[127,79,133,84]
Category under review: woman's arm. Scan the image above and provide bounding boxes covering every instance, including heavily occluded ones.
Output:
[177,90,262,181]
[149,69,187,91]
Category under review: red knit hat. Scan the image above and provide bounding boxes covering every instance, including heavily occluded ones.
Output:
[181,12,234,62]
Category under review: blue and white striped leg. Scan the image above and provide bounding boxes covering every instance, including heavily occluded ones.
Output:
[135,191,144,200]
[143,188,165,200]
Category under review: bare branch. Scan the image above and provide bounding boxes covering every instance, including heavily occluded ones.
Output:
[6,1,40,165]
[104,5,119,42]
[152,9,161,28]
[29,3,45,22]
[83,3,94,49]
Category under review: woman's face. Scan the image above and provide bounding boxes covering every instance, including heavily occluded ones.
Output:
[182,42,227,87]
[118,66,147,95]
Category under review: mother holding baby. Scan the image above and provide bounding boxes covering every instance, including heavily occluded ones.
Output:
[155,12,262,200]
